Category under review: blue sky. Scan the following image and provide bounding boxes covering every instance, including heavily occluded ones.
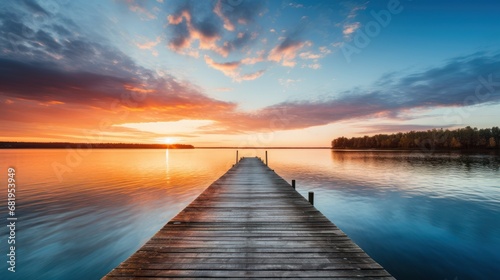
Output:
[0,0,499,146]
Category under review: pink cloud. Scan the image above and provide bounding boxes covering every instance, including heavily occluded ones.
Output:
[213,0,235,31]
[268,40,312,67]
[235,70,265,82]
[204,55,265,82]
[241,51,265,65]
[204,55,240,76]
[136,37,161,50]
[343,22,361,36]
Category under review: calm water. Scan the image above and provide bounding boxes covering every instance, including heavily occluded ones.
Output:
[0,149,499,280]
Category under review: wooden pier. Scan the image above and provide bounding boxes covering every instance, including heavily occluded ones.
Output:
[103,157,394,279]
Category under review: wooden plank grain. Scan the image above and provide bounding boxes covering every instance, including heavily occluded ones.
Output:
[103,157,394,279]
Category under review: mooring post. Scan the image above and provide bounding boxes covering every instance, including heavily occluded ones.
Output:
[265,150,268,166]
[292,180,296,189]
[236,150,238,164]
[308,191,314,205]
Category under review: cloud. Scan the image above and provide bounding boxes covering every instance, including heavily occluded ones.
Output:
[117,120,216,135]
[241,55,264,65]
[0,56,238,143]
[165,0,265,57]
[288,3,304,9]
[136,37,161,50]
[212,0,266,27]
[337,2,368,40]
[164,1,270,80]
[279,78,300,87]
[168,19,191,50]
[119,0,157,20]
[343,22,361,37]
[268,38,312,67]
[166,1,227,56]
[298,46,331,69]
[0,2,238,141]
[306,63,321,69]
[204,55,265,81]
[213,0,235,31]
[212,51,500,132]
[4,1,498,142]
[214,87,233,92]
[235,70,265,82]
[347,2,367,19]
[219,31,254,55]
[0,58,235,116]
[299,52,321,60]
[204,55,240,76]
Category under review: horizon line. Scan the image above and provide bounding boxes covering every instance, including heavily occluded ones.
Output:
[0,141,331,149]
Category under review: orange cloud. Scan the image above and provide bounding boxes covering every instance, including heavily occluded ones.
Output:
[136,37,161,50]
[241,51,265,65]
[213,0,235,31]
[268,40,312,67]
[124,84,156,94]
[48,100,65,105]
[235,70,265,82]
[204,55,265,81]
[204,55,240,76]
[167,11,188,25]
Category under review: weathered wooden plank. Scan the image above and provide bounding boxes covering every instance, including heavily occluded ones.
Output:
[123,256,380,265]
[103,157,394,279]
[146,238,357,244]
[107,268,392,278]
[120,252,374,259]
[116,263,385,271]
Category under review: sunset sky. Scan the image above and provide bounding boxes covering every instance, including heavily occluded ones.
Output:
[1,0,499,147]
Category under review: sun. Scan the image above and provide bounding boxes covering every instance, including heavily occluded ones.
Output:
[162,137,176,145]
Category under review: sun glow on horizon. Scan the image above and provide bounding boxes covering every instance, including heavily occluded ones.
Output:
[161,137,178,145]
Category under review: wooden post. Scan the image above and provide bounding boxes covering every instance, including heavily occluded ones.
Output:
[265,151,268,166]
[308,191,314,205]
[236,150,238,164]
[292,180,296,189]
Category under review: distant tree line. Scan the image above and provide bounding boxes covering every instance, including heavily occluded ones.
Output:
[331,126,500,150]
[0,142,194,149]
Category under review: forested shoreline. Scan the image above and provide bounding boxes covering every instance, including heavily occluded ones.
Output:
[331,126,500,150]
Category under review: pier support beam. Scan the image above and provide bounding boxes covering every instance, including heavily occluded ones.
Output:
[265,151,268,166]
[308,191,314,205]
[292,180,296,189]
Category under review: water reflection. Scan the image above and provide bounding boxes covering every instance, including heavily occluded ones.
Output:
[0,149,498,280]
[270,149,500,280]
[165,149,170,182]
[0,149,235,280]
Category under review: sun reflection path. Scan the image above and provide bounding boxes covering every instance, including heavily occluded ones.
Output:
[165,149,170,183]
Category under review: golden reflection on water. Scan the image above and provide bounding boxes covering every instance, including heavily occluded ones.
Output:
[0,148,239,280]
[165,149,170,183]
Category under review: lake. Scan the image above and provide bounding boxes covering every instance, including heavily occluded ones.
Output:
[1,149,499,279]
